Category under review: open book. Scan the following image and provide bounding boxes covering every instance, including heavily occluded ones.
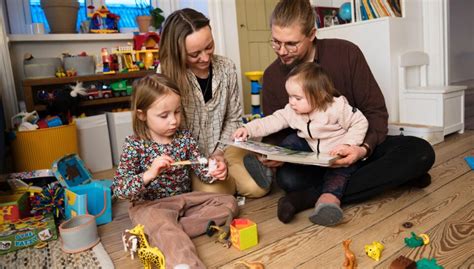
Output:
[221,140,339,167]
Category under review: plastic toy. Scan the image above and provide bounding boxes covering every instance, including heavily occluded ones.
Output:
[122,229,139,259]
[109,80,133,96]
[416,258,443,269]
[235,260,265,269]
[389,255,416,269]
[206,208,234,248]
[364,241,384,261]
[465,156,474,170]
[29,181,65,224]
[404,232,425,248]
[342,239,356,269]
[128,224,165,269]
[87,5,120,33]
[244,71,264,115]
[230,218,258,250]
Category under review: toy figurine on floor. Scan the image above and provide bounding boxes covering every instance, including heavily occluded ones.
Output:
[365,241,384,261]
[128,224,165,269]
[206,208,234,248]
[342,239,356,269]
[122,229,139,260]
[235,260,265,269]
[404,232,429,248]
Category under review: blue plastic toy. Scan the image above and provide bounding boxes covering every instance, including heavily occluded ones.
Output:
[52,154,112,225]
[339,2,352,22]
[464,156,474,170]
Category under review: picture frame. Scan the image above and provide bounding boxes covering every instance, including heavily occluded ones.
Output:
[315,7,343,28]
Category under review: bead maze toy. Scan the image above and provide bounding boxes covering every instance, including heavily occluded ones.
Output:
[244,71,264,116]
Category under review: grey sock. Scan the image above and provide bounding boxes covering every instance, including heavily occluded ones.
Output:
[243,154,272,189]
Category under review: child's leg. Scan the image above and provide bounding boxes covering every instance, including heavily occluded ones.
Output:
[309,165,358,226]
[128,193,237,268]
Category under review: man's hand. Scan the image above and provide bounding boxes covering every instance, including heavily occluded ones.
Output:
[330,145,367,168]
[257,154,284,168]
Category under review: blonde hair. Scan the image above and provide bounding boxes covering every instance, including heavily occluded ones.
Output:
[159,8,210,94]
[131,74,181,140]
[287,62,340,111]
[270,0,316,36]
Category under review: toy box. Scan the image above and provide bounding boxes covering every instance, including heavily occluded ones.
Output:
[0,192,31,224]
[75,114,113,172]
[52,154,112,225]
[230,218,258,251]
[106,111,133,166]
[0,214,57,255]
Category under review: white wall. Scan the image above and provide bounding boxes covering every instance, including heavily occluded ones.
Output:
[448,0,474,84]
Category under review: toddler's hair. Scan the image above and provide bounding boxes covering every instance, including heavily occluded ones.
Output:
[287,62,340,111]
[131,74,181,140]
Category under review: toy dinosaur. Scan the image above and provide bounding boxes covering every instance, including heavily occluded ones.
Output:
[342,239,356,269]
[128,224,165,269]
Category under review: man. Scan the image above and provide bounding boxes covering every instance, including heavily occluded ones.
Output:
[258,0,435,224]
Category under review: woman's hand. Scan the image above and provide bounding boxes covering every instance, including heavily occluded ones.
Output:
[143,155,174,185]
[210,154,228,180]
[330,145,367,168]
[232,127,249,141]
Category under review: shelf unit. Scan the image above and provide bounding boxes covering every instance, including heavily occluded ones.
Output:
[22,70,155,112]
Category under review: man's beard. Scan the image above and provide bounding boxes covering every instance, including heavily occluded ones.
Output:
[282,56,306,71]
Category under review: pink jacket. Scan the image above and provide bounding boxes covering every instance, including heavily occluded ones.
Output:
[245,96,368,154]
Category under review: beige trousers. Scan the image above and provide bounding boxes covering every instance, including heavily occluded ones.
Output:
[192,146,270,198]
[128,192,238,269]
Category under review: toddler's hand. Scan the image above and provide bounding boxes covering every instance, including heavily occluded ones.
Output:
[232,127,249,141]
[143,155,173,185]
[209,156,227,181]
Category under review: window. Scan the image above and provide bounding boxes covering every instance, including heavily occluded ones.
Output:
[28,0,152,33]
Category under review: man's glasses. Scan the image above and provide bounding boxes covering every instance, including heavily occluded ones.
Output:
[269,39,302,53]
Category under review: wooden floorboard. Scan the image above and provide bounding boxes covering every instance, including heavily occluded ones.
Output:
[97,131,474,268]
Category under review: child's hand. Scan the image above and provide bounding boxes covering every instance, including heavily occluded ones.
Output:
[329,144,351,156]
[143,155,174,185]
[232,127,249,141]
[209,155,227,181]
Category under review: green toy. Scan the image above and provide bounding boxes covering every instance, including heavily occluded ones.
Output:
[416,258,443,269]
[404,232,424,248]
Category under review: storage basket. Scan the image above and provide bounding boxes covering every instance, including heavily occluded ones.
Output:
[11,123,78,171]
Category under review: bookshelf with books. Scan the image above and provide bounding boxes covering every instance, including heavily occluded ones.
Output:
[315,0,423,122]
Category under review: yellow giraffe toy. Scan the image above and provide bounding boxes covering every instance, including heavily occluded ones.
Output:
[128,224,165,269]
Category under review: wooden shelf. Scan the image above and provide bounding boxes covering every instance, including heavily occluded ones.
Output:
[23,71,153,112]
[23,70,155,86]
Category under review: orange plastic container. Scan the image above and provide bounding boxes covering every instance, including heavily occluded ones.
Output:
[11,123,78,171]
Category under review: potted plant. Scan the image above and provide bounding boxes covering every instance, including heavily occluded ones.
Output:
[135,1,165,32]
[41,0,80,33]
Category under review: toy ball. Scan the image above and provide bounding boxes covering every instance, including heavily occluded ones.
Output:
[339,2,352,22]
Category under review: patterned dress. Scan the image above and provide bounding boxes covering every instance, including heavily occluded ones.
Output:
[112,129,213,202]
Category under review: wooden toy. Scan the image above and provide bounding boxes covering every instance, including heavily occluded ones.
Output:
[390,255,417,269]
[128,224,165,269]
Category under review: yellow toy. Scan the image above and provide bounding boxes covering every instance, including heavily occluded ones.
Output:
[364,241,384,261]
[128,224,165,269]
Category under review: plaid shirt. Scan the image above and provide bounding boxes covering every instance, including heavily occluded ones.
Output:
[112,130,212,201]
[180,54,243,156]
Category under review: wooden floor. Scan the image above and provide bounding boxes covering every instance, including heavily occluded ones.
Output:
[96,131,474,269]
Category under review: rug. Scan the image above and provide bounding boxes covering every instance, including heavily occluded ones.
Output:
[0,239,114,269]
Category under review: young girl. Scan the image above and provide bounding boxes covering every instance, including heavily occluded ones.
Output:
[233,62,368,226]
[112,74,238,268]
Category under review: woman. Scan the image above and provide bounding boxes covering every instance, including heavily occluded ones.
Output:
[158,8,269,198]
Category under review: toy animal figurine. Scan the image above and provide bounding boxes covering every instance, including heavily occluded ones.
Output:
[128,224,165,269]
[235,260,265,269]
[206,208,234,248]
[122,229,139,260]
[416,258,443,269]
[365,241,384,261]
[342,239,356,269]
[404,232,425,248]
[389,255,417,269]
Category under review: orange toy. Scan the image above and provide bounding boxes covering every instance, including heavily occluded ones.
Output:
[342,239,357,269]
